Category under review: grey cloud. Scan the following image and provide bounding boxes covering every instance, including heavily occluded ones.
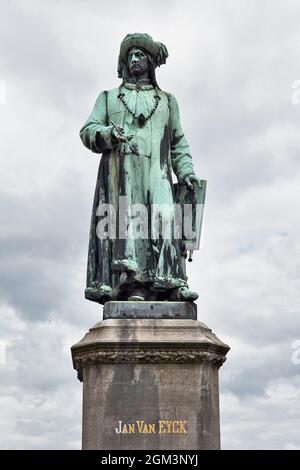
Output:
[0,171,91,320]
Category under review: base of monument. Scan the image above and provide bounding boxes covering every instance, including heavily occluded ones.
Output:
[103,300,197,320]
[71,302,229,450]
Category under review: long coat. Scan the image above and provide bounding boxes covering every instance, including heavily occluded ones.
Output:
[80,81,195,300]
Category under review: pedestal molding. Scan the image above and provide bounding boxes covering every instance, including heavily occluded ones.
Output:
[73,347,227,381]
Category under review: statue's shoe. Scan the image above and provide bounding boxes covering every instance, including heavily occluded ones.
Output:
[169,286,199,301]
[128,289,146,301]
[128,295,145,301]
[85,285,113,303]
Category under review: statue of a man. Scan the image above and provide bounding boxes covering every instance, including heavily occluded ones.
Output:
[80,33,200,304]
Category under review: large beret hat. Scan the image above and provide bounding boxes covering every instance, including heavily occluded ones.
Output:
[118,33,168,78]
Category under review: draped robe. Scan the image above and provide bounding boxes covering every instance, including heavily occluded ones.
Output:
[80,82,195,301]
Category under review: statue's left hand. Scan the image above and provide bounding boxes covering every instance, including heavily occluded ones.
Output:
[184,174,202,190]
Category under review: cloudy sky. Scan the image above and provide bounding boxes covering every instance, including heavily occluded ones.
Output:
[1,0,300,449]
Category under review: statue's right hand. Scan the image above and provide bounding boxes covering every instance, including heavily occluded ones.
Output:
[111,125,133,143]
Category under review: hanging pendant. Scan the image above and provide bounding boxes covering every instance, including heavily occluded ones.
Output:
[138,113,146,127]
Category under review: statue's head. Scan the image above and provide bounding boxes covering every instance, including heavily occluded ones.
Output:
[118,33,168,86]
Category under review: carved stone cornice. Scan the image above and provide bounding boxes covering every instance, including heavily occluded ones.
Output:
[73,348,227,381]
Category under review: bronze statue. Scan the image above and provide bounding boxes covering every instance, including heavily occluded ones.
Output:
[80,33,203,304]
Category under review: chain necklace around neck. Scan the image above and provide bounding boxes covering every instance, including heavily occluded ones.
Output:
[117,85,161,127]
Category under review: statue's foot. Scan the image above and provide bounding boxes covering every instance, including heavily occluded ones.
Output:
[128,289,145,301]
[85,285,113,304]
[169,286,199,302]
[128,295,145,301]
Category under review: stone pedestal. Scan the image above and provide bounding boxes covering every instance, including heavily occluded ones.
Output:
[71,302,229,450]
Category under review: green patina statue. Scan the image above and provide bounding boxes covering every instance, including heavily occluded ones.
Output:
[80,33,202,304]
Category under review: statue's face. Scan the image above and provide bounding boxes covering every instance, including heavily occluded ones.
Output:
[127,47,149,78]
